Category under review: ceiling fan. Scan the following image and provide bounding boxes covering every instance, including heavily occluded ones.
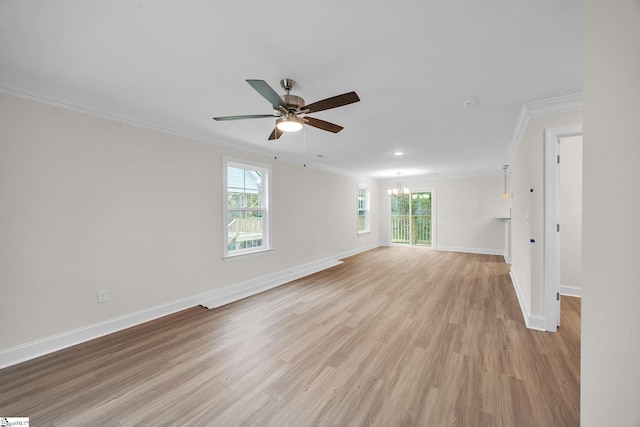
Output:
[213,79,360,140]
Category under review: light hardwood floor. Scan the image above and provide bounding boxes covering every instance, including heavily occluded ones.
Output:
[0,247,580,426]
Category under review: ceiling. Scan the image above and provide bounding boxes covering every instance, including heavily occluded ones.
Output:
[0,0,582,180]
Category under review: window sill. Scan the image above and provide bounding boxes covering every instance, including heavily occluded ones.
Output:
[223,248,274,262]
[357,230,371,235]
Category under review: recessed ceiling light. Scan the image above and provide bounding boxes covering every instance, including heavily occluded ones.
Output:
[394,151,403,156]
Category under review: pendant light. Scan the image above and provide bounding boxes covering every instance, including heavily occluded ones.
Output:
[502,165,510,199]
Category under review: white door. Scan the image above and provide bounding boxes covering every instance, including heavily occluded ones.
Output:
[544,125,582,332]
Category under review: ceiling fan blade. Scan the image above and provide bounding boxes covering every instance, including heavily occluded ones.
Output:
[213,114,276,121]
[246,79,287,110]
[302,91,360,114]
[304,116,344,133]
[268,127,284,140]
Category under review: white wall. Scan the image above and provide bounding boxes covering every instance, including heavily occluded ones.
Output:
[558,135,582,293]
[0,93,382,360]
[510,110,582,322]
[381,175,508,255]
[582,1,640,425]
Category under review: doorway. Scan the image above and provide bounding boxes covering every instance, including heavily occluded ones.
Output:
[544,124,583,332]
[390,191,433,246]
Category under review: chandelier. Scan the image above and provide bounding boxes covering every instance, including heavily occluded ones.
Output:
[387,173,409,196]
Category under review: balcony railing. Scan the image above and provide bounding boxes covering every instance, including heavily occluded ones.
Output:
[228,217,263,249]
[391,215,431,245]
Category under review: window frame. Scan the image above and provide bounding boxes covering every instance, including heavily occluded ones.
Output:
[223,156,272,259]
[357,185,371,234]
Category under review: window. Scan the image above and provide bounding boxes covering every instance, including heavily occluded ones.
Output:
[223,158,271,258]
[357,186,370,233]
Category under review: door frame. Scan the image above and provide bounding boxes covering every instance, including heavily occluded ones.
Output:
[544,124,582,332]
[386,187,437,248]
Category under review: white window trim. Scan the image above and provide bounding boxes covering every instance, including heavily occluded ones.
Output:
[222,156,272,260]
[357,185,371,234]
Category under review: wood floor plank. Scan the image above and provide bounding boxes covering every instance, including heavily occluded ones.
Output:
[0,247,581,426]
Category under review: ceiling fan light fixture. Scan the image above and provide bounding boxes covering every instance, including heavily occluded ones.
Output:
[276,115,304,132]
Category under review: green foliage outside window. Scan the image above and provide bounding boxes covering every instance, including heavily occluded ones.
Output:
[228,192,261,209]
[391,192,432,245]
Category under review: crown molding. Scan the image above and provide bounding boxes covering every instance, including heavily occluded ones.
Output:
[0,72,364,180]
[507,92,583,159]
[0,72,263,153]
[0,74,582,184]
[381,170,502,186]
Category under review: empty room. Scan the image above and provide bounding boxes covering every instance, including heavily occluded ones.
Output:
[1,1,639,426]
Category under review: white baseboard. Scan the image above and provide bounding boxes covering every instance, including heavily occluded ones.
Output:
[509,271,546,331]
[334,242,387,260]
[560,285,582,298]
[0,243,385,369]
[503,254,512,264]
[435,246,504,256]
[203,242,387,308]
[200,257,343,308]
[0,293,204,370]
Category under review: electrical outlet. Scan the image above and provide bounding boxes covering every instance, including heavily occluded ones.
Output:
[98,289,109,304]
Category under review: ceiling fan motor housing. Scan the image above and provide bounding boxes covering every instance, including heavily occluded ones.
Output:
[283,94,305,110]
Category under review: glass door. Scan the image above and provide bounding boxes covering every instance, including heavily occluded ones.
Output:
[390,191,432,246]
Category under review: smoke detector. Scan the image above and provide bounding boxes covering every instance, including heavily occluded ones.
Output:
[462,97,478,107]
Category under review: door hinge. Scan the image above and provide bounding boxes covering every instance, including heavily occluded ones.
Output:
[557,292,560,301]
[557,223,560,232]
[557,155,560,164]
